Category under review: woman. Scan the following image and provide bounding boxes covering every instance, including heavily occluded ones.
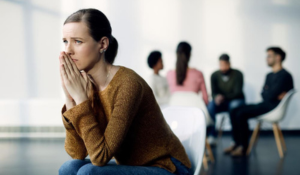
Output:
[166,42,209,105]
[58,9,191,175]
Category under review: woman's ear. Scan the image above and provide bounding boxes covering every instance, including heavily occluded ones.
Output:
[99,36,110,54]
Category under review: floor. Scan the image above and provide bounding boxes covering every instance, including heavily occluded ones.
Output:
[0,134,299,175]
[200,133,300,175]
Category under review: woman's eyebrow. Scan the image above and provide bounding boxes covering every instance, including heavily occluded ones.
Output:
[62,37,84,40]
[71,37,84,40]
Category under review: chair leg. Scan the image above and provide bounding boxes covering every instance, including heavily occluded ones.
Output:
[277,124,287,152]
[218,115,225,140]
[205,138,215,163]
[247,122,261,155]
[202,154,208,171]
[273,123,284,158]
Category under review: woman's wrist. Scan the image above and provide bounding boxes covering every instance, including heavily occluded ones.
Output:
[74,95,88,106]
[66,99,76,110]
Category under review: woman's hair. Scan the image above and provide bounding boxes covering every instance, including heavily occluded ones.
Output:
[64,8,118,64]
[64,9,116,122]
[176,42,192,85]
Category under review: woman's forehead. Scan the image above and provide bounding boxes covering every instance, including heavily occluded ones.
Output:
[63,22,89,38]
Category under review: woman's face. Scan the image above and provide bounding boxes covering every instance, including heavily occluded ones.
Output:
[62,22,101,71]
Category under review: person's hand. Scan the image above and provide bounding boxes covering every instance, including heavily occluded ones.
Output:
[60,52,89,105]
[278,92,287,100]
[59,52,73,102]
[214,94,224,106]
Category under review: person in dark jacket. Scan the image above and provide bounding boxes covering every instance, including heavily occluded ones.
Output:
[224,47,294,156]
[207,54,245,145]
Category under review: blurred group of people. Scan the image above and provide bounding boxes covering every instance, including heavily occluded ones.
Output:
[147,42,294,157]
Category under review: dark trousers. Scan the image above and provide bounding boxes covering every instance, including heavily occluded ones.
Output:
[207,99,245,137]
[230,102,278,150]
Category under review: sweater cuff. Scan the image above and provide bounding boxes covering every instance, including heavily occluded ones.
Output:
[62,100,94,125]
[61,104,75,130]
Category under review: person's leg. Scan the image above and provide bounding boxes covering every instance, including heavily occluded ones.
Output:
[228,106,244,147]
[77,157,191,175]
[207,101,228,137]
[234,103,275,152]
[207,101,217,137]
[77,163,174,175]
[228,99,245,113]
[227,99,246,146]
[59,159,91,175]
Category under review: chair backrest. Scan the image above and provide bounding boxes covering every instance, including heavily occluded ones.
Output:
[169,91,213,126]
[162,106,206,175]
[258,89,296,122]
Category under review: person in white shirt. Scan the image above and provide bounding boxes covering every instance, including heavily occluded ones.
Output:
[147,51,170,106]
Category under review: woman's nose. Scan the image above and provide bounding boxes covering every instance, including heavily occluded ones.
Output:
[65,44,74,55]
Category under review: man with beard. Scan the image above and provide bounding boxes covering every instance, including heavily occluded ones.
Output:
[224,47,294,156]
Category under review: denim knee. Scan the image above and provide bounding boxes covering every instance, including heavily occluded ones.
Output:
[77,164,110,175]
[59,159,89,175]
[59,160,77,175]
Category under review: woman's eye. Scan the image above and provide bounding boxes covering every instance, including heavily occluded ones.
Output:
[63,40,68,44]
[75,40,82,44]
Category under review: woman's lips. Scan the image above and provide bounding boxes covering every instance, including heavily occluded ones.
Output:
[72,59,78,62]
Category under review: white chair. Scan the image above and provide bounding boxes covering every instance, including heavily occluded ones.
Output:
[169,92,214,126]
[168,92,215,170]
[247,89,297,158]
[162,107,206,175]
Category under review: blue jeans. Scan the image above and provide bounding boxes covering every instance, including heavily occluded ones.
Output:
[207,99,245,137]
[59,157,192,175]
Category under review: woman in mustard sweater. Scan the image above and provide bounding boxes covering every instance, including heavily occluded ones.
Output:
[58,8,191,175]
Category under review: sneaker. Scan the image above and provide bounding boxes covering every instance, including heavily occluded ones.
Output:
[223,145,237,154]
[207,136,217,146]
[231,146,246,157]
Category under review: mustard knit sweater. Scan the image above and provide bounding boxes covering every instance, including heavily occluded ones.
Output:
[61,66,191,173]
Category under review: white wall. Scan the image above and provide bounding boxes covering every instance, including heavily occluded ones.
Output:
[0,0,299,129]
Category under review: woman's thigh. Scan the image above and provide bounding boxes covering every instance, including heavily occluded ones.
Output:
[77,163,174,175]
[59,159,91,175]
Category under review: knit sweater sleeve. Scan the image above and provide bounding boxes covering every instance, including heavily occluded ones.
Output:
[62,80,143,166]
[61,105,88,160]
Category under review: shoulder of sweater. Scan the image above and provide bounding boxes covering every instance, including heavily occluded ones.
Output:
[211,70,220,77]
[281,68,292,76]
[115,67,145,87]
[166,70,175,78]
[189,68,203,74]
[281,69,294,81]
[231,69,243,75]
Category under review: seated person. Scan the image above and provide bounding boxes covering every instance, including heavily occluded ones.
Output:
[167,42,209,105]
[225,47,294,157]
[147,51,170,106]
[207,54,245,145]
[59,9,192,175]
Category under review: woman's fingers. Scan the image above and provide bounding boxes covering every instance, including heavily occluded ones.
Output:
[59,52,64,66]
[64,52,81,77]
[66,53,81,76]
[63,53,73,77]
[60,64,69,82]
